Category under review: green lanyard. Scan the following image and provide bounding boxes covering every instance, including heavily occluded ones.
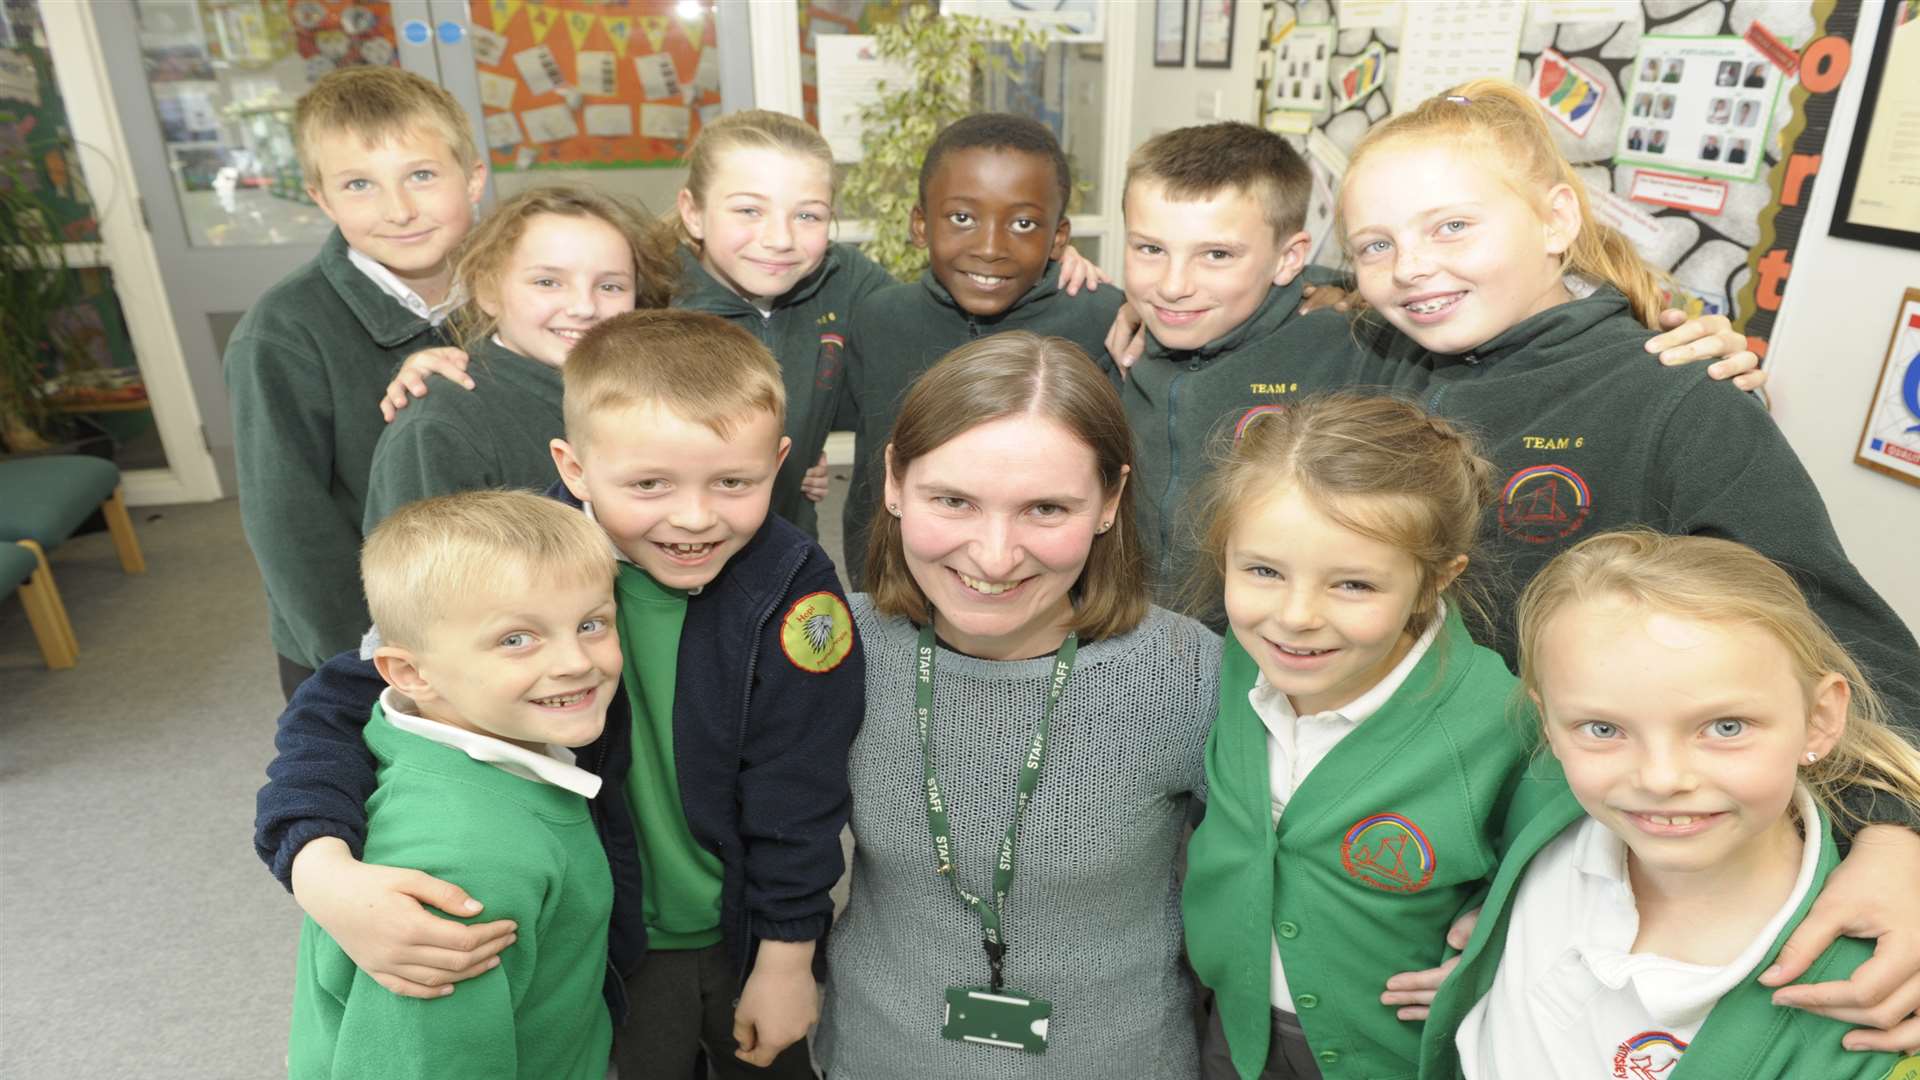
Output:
[915,623,1078,991]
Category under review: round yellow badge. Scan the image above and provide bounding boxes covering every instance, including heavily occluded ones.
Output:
[779,591,854,674]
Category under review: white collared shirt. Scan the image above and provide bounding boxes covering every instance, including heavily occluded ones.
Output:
[347,246,463,326]
[1253,605,1445,1010]
[1457,786,1821,1079]
[378,686,602,799]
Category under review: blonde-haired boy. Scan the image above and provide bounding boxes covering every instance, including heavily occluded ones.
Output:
[258,310,860,1080]
[288,490,619,1080]
[226,65,486,700]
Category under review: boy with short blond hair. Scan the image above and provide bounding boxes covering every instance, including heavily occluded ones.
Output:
[289,489,620,1079]
[226,65,486,699]
[258,309,859,1080]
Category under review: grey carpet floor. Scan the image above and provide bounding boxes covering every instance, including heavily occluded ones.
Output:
[0,482,856,1080]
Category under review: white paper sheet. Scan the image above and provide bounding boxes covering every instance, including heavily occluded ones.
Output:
[641,103,692,141]
[513,44,564,97]
[484,111,523,150]
[1392,0,1527,114]
[470,26,506,66]
[634,53,680,101]
[1336,0,1403,30]
[477,71,517,111]
[583,104,632,138]
[575,50,617,97]
[520,103,580,144]
[816,35,913,163]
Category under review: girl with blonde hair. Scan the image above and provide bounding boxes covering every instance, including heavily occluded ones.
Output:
[1417,530,1920,1078]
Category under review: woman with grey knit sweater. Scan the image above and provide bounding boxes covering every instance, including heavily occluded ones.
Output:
[813,333,1218,1079]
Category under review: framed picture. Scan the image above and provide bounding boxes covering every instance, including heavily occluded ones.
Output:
[1828,2,1920,251]
[1153,0,1186,68]
[1854,287,1920,489]
[1194,0,1234,69]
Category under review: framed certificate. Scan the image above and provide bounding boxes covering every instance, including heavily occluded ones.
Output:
[1194,0,1234,69]
[1828,2,1920,251]
[1153,0,1186,67]
[1854,288,1920,489]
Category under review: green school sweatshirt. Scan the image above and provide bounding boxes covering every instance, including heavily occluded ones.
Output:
[226,229,448,668]
[1367,288,1920,830]
[674,243,895,538]
[1417,789,1904,1080]
[361,337,564,531]
[838,261,1127,587]
[1184,607,1532,1080]
[1125,279,1382,604]
[615,562,724,949]
[289,703,613,1080]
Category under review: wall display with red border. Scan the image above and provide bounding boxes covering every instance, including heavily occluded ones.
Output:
[1855,287,1920,489]
[467,0,719,171]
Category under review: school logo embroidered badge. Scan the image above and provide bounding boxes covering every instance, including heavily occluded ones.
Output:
[1498,463,1591,544]
[779,591,854,674]
[1885,1054,1920,1080]
[1338,812,1436,893]
[1610,1031,1686,1079]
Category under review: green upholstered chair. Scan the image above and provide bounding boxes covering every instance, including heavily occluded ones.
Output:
[0,454,146,575]
[2,539,76,669]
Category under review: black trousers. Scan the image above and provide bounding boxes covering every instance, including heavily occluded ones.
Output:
[614,943,817,1080]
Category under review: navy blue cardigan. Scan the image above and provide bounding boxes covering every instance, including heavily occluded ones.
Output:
[254,488,863,1017]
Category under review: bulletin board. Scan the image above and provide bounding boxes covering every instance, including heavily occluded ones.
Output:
[466,0,721,172]
[1259,0,1862,361]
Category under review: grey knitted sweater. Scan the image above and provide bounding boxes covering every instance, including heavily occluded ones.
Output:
[817,597,1221,1080]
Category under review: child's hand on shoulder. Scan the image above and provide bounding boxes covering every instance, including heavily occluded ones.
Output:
[1056,244,1112,295]
[733,940,818,1066]
[1298,282,1365,316]
[1646,311,1766,391]
[1104,303,1147,375]
[381,346,474,422]
[1763,824,1920,1052]
[290,837,517,997]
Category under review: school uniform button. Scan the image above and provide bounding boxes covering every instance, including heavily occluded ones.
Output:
[1317,1049,1340,1065]
[1276,921,1299,939]
[1295,994,1318,1009]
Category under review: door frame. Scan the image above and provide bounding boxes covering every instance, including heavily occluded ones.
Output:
[38,1,222,506]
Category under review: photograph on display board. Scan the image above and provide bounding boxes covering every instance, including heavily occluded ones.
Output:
[1613,35,1785,183]
[467,0,720,170]
[1266,22,1333,113]
[1855,288,1920,489]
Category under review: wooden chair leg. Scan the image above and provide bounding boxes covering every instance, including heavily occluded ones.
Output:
[102,485,146,574]
[19,540,77,659]
[15,545,75,670]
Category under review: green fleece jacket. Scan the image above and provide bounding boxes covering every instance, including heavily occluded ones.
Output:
[673,243,894,538]
[1184,607,1532,1080]
[1125,279,1383,603]
[1366,288,1920,829]
[288,703,613,1079]
[362,337,564,531]
[225,229,449,668]
[839,261,1127,587]
[1418,789,1902,1080]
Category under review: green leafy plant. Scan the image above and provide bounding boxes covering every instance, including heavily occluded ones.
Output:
[0,155,79,451]
[839,6,1051,281]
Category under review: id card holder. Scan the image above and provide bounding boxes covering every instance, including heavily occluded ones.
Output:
[941,985,1050,1054]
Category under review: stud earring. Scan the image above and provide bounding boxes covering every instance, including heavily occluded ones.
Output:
[887,503,901,517]
[1096,521,1112,534]
[1805,751,1819,764]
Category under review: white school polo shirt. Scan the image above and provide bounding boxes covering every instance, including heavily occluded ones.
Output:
[1249,606,1444,1012]
[1457,786,1819,1079]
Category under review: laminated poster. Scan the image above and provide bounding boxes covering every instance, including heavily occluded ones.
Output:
[1392,0,1527,114]
[1267,23,1335,115]
[815,34,912,163]
[1531,48,1605,138]
[1616,35,1786,184]
[1854,289,1920,489]
[1334,43,1386,110]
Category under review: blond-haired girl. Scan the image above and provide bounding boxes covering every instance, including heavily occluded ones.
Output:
[1420,530,1920,1079]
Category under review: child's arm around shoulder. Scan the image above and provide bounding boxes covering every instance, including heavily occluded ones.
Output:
[318,789,556,1079]
[261,653,517,998]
